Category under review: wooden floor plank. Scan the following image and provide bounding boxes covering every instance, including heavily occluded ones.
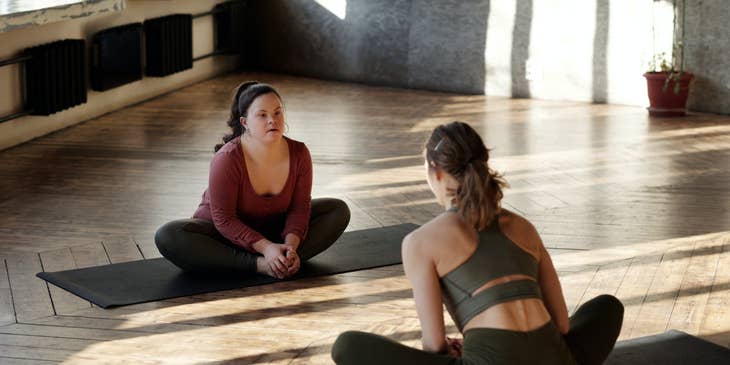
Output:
[38,248,91,315]
[70,243,110,269]
[0,333,99,351]
[0,343,163,364]
[558,266,598,315]
[698,238,730,347]
[0,358,57,365]
[0,345,75,362]
[667,238,723,335]
[101,238,144,264]
[0,323,145,341]
[4,253,54,322]
[133,237,162,260]
[614,252,663,340]
[0,258,16,326]
[575,259,631,308]
[629,242,698,338]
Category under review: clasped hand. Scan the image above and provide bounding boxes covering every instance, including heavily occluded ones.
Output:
[446,337,462,358]
[261,243,300,279]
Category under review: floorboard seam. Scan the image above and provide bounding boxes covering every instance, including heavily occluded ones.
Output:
[4,258,18,324]
[36,253,57,317]
[663,242,699,332]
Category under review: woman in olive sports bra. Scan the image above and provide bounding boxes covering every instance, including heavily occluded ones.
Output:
[331,122,624,365]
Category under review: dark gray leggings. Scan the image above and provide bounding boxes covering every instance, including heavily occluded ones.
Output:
[332,295,623,365]
[154,198,350,273]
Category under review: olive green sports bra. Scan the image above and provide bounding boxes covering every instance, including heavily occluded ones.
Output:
[439,213,542,331]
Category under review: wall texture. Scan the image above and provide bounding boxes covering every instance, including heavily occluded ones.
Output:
[249,0,682,107]
[246,0,489,94]
[684,0,730,114]
[0,0,238,151]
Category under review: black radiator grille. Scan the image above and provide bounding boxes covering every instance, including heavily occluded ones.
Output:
[215,1,247,53]
[144,14,193,77]
[91,23,144,91]
[25,39,87,115]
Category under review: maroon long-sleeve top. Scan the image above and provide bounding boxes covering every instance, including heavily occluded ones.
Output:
[193,137,312,253]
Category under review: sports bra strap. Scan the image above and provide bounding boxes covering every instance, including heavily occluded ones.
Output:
[445,279,542,332]
[438,210,542,331]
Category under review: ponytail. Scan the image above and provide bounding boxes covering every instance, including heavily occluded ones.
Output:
[214,81,283,152]
[456,161,505,229]
[425,121,507,230]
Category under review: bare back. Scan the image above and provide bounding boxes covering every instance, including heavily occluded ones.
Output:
[411,209,569,334]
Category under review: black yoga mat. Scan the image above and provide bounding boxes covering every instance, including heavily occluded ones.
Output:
[606,330,730,364]
[37,223,417,308]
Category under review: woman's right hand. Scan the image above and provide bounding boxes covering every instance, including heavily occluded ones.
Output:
[260,243,291,279]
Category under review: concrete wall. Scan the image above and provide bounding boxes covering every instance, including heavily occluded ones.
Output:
[248,0,680,107]
[684,0,730,115]
[0,0,238,151]
[246,0,489,94]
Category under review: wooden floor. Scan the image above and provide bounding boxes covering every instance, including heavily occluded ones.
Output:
[0,72,729,364]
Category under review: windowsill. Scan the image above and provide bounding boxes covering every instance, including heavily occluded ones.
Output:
[0,0,125,33]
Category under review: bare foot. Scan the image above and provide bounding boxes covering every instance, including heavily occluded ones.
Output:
[256,256,279,278]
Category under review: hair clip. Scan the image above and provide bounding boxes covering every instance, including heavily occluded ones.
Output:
[434,138,445,152]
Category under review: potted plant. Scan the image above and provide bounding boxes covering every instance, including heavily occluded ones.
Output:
[644,0,693,117]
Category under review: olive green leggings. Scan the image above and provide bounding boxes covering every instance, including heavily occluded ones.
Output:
[154,198,350,273]
[332,295,623,365]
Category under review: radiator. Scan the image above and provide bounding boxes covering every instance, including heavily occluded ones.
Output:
[91,23,144,91]
[25,39,87,115]
[215,1,247,53]
[144,14,193,77]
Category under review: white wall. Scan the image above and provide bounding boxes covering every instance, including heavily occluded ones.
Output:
[0,0,238,151]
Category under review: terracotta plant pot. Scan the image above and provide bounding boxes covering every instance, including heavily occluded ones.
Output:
[643,72,694,117]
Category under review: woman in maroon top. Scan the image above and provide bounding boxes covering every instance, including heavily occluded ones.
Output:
[155,82,350,278]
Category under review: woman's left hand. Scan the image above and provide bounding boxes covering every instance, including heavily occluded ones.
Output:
[446,337,463,358]
[283,245,300,277]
